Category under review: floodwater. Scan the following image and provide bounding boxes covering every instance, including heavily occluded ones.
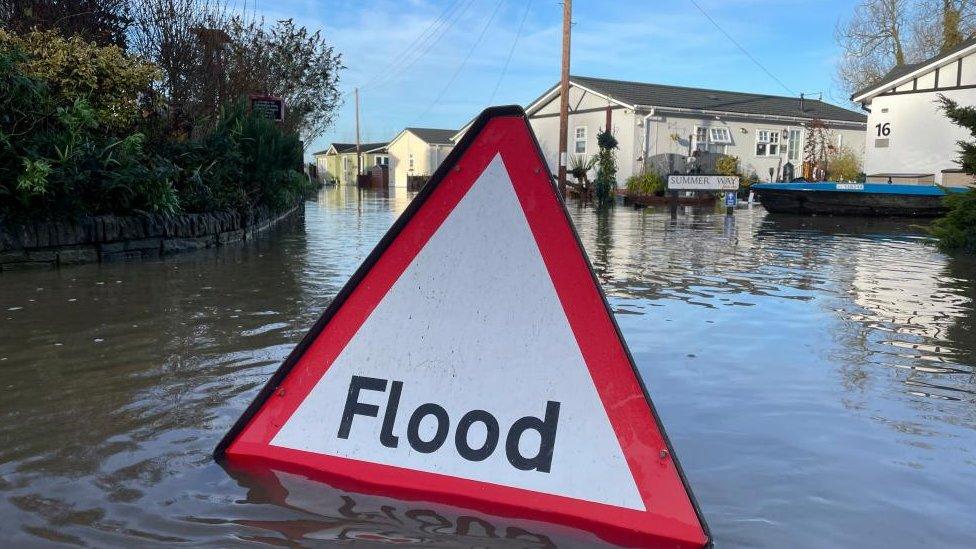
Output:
[1,185,975,548]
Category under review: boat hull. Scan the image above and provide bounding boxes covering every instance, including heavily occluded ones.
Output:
[753,183,964,217]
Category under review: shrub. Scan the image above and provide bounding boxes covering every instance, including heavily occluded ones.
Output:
[0,29,159,132]
[826,147,862,181]
[594,129,617,207]
[625,171,665,196]
[930,190,976,254]
[715,155,739,177]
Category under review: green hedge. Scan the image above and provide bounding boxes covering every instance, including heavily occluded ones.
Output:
[0,31,308,224]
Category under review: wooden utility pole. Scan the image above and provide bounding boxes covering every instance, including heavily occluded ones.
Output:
[355,88,362,183]
[557,0,572,197]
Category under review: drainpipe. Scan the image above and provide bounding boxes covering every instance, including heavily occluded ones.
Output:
[641,109,656,169]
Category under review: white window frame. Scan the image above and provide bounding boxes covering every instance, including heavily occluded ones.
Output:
[787,128,802,162]
[709,127,732,144]
[755,129,781,157]
[375,155,389,167]
[693,127,709,152]
[695,126,731,153]
[574,126,588,154]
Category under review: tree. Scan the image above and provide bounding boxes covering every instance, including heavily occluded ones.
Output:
[837,0,976,97]
[930,94,976,254]
[803,119,833,180]
[0,0,130,47]
[130,1,342,144]
[593,130,617,208]
[224,17,343,144]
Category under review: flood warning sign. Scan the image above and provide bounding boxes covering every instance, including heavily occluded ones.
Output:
[216,106,709,549]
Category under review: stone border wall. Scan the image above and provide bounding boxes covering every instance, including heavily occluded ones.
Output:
[0,202,303,271]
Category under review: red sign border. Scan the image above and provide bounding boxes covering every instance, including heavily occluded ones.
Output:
[215,105,711,548]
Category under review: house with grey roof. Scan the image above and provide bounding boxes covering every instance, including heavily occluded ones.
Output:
[313,142,389,185]
[388,127,457,187]
[851,36,976,186]
[527,75,867,183]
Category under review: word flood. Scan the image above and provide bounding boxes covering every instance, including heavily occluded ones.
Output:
[338,376,560,473]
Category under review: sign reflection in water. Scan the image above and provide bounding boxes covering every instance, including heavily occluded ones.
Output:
[226,466,603,547]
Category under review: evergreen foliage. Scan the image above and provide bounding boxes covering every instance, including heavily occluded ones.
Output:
[932,94,976,254]
[593,129,617,208]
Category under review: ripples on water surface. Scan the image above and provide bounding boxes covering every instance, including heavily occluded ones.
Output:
[1,186,975,547]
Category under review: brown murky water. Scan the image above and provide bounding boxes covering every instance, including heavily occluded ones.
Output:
[1,186,975,547]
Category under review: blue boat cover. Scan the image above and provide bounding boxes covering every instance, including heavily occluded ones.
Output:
[752,182,969,196]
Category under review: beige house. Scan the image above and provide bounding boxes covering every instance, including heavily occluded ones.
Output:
[313,142,389,185]
[388,128,457,187]
[526,75,867,183]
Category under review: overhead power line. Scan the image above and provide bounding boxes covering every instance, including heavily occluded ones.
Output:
[416,0,507,122]
[489,0,534,105]
[687,0,795,96]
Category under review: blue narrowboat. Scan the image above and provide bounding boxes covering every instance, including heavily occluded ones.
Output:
[752,182,969,217]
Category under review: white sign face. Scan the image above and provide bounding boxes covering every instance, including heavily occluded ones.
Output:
[836,183,864,190]
[668,175,740,191]
[270,155,644,510]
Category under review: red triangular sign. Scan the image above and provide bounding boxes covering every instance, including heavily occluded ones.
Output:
[216,106,709,548]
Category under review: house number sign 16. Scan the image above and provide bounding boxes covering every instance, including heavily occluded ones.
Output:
[875,123,891,137]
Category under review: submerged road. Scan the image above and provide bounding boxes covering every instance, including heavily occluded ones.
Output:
[1,186,974,547]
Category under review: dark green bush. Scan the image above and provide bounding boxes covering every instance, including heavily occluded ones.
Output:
[930,190,976,254]
[0,40,307,223]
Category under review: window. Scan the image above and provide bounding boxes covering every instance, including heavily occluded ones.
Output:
[787,128,802,162]
[709,127,732,144]
[694,126,731,153]
[574,126,587,154]
[694,127,709,151]
[408,154,414,171]
[755,129,780,156]
[375,155,389,166]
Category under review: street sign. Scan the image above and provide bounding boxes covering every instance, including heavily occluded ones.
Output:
[724,191,737,207]
[668,174,739,191]
[250,94,285,122]
[215,106,709,549]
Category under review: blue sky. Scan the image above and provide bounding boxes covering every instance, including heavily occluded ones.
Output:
[253,0,855,155]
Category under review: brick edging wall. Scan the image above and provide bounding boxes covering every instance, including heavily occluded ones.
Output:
[0,201,304,271]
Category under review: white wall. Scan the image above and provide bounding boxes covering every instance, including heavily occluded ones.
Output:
[647,114,866,181]
[528,87,641,182]
[529,84,865,184]
[865,85,976,185]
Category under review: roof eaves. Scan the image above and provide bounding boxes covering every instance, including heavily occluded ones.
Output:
[851,38,976,102]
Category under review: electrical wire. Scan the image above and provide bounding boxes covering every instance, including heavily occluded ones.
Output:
[488,0,534,105]
[416,0,507,122]
[358,0,479,96]
[339,0,471,99]
[687,0,795,96]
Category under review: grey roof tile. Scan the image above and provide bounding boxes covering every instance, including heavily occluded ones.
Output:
[567,75,866,123]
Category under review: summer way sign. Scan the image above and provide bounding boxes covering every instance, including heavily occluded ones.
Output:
[668,175,739,191]
[215,106,710,548]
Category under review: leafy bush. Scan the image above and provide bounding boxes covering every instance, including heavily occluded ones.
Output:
[0,29,158,132]
[826,147,862,181]
[568,153,596,182]
[625,172,665,196]
[715,155,739,177]
[0,33,307,223]
[930,190,976,254]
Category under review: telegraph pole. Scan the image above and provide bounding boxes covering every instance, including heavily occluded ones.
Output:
[355,87,362,183]
[557,0,572,197]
